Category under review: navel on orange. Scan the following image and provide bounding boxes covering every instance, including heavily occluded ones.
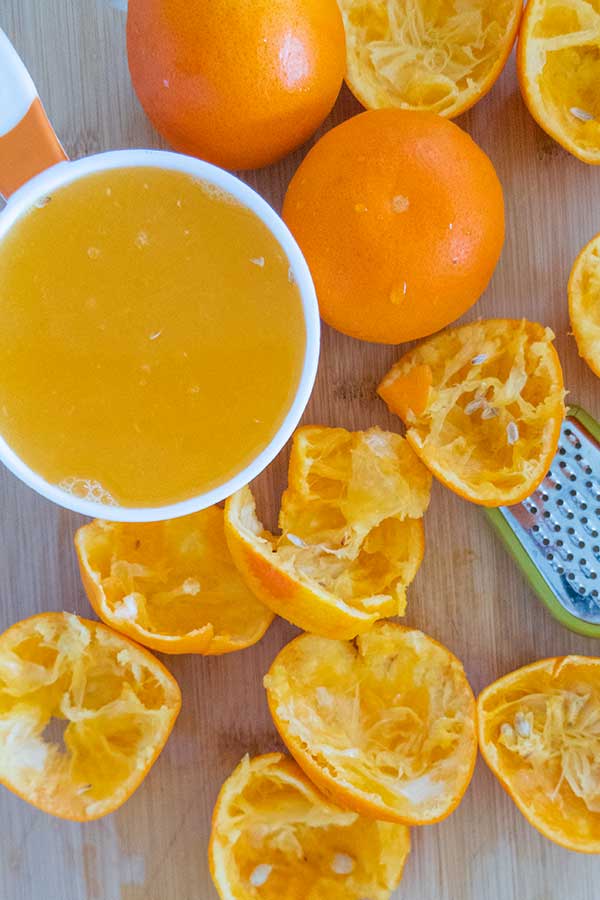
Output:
[127,0,346,170]
[518,0,600,165]
[569,233,600,377]
[0,613,181,821]
[283,109,504,343]
[265,623,477,825]
[75,508,274,656]
[209,753,411,900]
[339,0,522,117]
[225,426,431,640]
[378,319,566,506]
[478,656,600,853]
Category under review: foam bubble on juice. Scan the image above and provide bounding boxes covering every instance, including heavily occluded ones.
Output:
[59,477,118,506]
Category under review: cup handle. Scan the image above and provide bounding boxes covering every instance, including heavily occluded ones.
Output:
[0,29,67,200]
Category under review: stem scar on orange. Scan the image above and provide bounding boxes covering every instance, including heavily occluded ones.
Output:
[126,0,346,171]
[0,612,181,821]
[282,108,505,344]
[478,656,600,853]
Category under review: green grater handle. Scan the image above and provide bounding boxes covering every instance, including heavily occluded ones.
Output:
[570,405,600,443]
[485,406,600,639]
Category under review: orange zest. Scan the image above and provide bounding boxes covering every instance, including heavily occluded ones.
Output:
[75,508,274,655]
[568,232,600,378]
[518,0,600,165]
[0,612,181,821]
[209,752,411,900]
[265,623,477,825]
[225,426,431,640]
[378,319,566,507]
[478,656,600,853]
[339,0,522,118]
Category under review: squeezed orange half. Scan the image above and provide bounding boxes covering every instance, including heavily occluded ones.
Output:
[0,167,306,507]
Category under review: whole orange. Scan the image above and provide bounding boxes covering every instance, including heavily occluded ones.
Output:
[282,109,505,344]
[126,0,345,171]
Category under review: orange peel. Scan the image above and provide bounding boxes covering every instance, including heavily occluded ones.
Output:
[75,508,274,655]
[569,232,600,377]
[379,319,566,507]
[0,612,181,821]
[340,0,522,118]
[265,623,477,825]
[225,426,431,639]
[518,0,600,165]
[479,656,600,853]
[209,752,410,900]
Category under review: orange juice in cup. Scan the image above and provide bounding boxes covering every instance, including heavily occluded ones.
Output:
[0,30,319,520]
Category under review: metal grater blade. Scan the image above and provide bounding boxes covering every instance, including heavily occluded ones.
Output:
[489,408,600,632]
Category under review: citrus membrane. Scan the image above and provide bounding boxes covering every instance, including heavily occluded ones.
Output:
[209,753,411,900]
[379,319,566,506]
[518,0,600,165]
[265,624,477,824]
[478,656,600,852]
[0,613,181,820]
[340,0,522,117]
[225,426,431,639]
[75,508,274,655]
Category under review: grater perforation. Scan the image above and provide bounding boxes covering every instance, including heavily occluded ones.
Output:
[486,407,600,636]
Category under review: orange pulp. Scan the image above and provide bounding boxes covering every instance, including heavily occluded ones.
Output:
[0,167,306,507]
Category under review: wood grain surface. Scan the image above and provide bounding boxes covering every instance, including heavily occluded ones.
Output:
[1,2,600,898]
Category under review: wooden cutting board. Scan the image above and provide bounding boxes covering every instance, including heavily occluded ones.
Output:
[1,3,600,898]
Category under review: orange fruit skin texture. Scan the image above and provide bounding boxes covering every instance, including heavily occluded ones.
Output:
[126,0,346,171]
[478,657,600,853]
[0,612,181,821]
[282,108,505,344]
[265,624,478,826]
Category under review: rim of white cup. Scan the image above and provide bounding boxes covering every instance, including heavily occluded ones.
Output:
[0,149,320,522]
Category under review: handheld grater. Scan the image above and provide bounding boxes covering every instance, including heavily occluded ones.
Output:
[486,407,600,637]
